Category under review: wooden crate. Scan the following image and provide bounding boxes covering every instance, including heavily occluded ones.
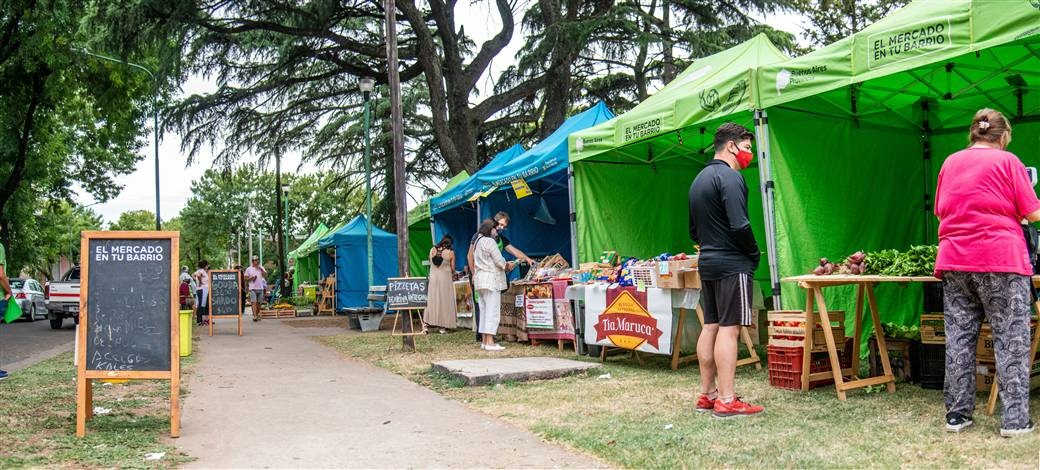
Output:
[920,313,945,344]
[869,337,914,382]
[767,310,845,353]
[259,308,296,319]
[977,321,1037,362]
[680,268,701,290]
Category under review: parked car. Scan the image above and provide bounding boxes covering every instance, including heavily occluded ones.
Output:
[45,266,80,329]
[10,278,47,321]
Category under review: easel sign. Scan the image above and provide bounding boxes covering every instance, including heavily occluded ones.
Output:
[77,231,180,438]
[386,277,428,347]
[208,269,243,336]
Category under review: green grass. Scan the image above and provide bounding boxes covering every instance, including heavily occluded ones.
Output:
[0,353,194,469]
[319,330,1040,468]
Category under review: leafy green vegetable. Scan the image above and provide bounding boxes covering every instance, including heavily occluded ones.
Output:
[864,245,937,276]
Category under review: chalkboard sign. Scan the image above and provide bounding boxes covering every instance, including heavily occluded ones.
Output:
[209,270,241,317]
[84,237,173,372]
[386,277,429,310]
[77,231,180,438]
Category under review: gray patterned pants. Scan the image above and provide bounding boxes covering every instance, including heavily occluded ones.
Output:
[943,271,1032,429]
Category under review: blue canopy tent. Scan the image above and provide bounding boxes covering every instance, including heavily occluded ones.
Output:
[439,101,615,266]
[317,215,398,310]
[431,144,526,270]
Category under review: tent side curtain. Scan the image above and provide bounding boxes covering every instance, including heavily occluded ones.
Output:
[317,215,399,309]
[568,34,789,163]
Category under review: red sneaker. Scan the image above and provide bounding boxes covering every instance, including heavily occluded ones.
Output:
[712,397,764,418]
[695,394,716,413]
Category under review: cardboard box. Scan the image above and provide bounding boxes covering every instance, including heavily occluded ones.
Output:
[977,361,996,393]
[680,268,701,290]
[920,313,945,344]
[655,258,696,289]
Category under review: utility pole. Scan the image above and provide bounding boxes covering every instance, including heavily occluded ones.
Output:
[385,0,412,350]
[275,153,288,298]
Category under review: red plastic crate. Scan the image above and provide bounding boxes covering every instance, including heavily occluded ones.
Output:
[767,341,852,390]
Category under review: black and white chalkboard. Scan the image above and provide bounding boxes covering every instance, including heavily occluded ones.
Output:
[84,237,173,372]
[209,270,241,317]
[386,277,429,310]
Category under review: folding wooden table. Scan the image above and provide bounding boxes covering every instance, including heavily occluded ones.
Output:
[783,275,939,400]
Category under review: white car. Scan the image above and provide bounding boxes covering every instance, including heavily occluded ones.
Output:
[10,278,47,321]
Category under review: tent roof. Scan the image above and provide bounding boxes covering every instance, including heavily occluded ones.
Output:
[317,215,396,248]
[431,144,526,214]
[568,34,789,163]
[757,0,1040,113]
[433,102,614,214]
[289,222,331,259]
[407,170,470,227]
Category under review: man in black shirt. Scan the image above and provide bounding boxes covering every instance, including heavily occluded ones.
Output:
[688,122,764,418]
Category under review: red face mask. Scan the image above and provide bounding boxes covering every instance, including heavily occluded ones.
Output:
[735,147,754,169]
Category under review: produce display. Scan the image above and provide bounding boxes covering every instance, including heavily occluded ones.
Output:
[517,253,571,283]
[572,252,692,287]
[809,245,938,277]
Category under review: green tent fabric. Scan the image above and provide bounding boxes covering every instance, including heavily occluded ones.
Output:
[567,1,1040,345]
[568,34,788,288]
[407,171,471,277]
[755,0,1040,335]
[290,223,330,292]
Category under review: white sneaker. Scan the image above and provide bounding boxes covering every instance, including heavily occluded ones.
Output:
[482,343,504,351]
[1000,421,1034,438]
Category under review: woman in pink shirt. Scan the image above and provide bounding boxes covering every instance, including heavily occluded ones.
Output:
[935,108,1040,436]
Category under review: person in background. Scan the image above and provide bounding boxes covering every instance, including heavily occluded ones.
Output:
[934,108,1040,437]
[178,269,194,310]
[688,122,763,418]
[473,219,515,351]
[425,235,457,332]
[466,211,533,341]
[0,239,11,380]
[245,256,267,322]
[193,260,210,325]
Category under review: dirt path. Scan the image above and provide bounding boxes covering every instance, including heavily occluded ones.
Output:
[175,317,604,468]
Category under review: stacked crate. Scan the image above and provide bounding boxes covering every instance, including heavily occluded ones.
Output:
[766,310,849,390]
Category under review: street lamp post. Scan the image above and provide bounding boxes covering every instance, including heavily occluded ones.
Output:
[359,77,375,291]
[78,50,161,230]
[282,184,290,294]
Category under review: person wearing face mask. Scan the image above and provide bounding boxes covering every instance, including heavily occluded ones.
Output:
[688,122,763,418]
[467,211,534,342]
[472,219,516,350]
[934,108,1040,437]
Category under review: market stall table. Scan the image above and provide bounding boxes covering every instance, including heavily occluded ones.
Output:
[782,275,941,400]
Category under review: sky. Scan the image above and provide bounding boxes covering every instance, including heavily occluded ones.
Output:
[76,7,807,225]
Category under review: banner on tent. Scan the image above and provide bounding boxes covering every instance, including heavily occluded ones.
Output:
[867,18,955,70]
[583,285,672,355]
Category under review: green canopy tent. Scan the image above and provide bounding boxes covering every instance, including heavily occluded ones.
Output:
[567,34,789,292]
[750,0,1040,328]
[408,171,471,277]
[290,223,331,292]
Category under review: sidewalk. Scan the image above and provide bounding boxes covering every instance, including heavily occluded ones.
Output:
[176,317,604,468]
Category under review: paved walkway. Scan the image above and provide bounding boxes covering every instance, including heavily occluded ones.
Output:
[176,317,604,468]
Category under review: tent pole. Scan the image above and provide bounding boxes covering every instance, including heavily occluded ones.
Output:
[567,165,579,265]
[922,100,934,245]
[753,109,782,309]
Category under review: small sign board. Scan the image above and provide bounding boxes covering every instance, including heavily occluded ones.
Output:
[386,277,428,311]
[208,269,243,336]
[77,231,180,437]
[524,283,555,329]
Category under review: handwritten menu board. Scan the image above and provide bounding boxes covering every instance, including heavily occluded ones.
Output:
[209,270,241,317]
[84,238,172,372]
[386,277,428,310]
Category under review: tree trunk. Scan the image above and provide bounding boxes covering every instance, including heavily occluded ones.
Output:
[386,0,414,351]
[661,0,676,85]
[275,153,288,297]
[0,68,47,223]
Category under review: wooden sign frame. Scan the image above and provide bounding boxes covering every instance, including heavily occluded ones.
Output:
[385,276,429,312]
[208,269,243,336]
[77,231,180,438]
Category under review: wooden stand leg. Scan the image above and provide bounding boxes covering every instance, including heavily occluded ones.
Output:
[76,376,89,437]
[737,327,762,369]
[209,313,213,337]
[557,339,564,351]
[813,287,847,400]
[851,284,865,378]
[171,373,181,438]
[987,300,1040,415]
[599,345,607,362]
[671,308,688,370]
[865,285,896,394]
[238,314,242,336]
[386,313,401,352]
[802,288,815,392]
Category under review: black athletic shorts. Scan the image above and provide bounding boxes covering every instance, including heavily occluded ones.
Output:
[701,272,754,327]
